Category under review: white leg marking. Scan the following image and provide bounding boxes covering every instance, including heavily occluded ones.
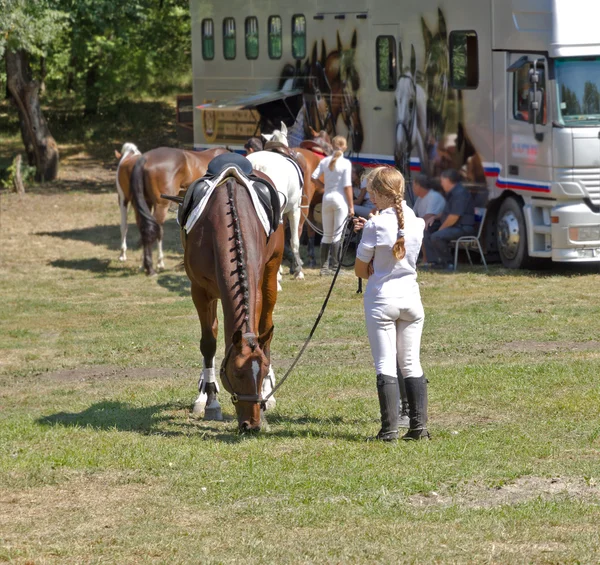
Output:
[262,365,276,411]
[157,238,165,270]
[118,199,128,261]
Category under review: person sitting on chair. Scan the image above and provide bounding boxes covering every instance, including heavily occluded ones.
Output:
[352,164,377,219]
[411,174,446,227]
[422,169,475,270]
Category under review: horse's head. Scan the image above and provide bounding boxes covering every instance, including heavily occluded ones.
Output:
[261,122,289,146]
[221,328,274,431]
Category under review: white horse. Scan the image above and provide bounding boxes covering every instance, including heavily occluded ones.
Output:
[394,44,429,177]
[114,142,142,262]
[247,122,305,284]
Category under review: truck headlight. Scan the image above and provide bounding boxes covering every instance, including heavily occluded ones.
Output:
[569,226,600,242]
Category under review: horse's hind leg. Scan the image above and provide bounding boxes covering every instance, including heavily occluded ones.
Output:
[288,208,304,280]
[118,197,129,261]
[154,204,168,271]
[190,287,223,421]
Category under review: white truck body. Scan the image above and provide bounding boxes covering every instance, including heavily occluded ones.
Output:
[190,0,600,267]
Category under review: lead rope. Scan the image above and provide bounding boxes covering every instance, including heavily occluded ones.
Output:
[261,216,355,405]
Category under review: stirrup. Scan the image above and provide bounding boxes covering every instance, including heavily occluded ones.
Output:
[402,428,431,441]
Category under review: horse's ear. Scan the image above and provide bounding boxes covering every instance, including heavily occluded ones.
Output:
[280,122,288,136]
[410,44,417,76]
[438,8,447,40]
[309,126,318,138]
[262,133,273,142]
[232,330,243,351]
[336,30,342,53]
[258,325,274,349]
[311,41,318,65]
[115,150,122,160]
[398,42,404,72]
[351,30,357,50]
[320,39,327,67]
[421,17,432,53]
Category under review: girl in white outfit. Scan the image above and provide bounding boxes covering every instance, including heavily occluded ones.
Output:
[354,167,430,441]
[311,136,354,275]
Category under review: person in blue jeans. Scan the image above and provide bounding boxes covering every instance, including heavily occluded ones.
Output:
[423,169,475,269]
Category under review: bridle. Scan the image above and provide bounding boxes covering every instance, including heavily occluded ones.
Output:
[219,331,266,405]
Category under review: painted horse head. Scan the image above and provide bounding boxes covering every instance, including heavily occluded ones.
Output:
[395,44,429,175]
[303,41,334,137]
[422,8,449,140]
[325,31,364,154]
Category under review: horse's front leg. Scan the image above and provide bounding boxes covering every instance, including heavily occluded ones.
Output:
[190,286,223,420]
[288,207,304,280]
[118,196,129,261]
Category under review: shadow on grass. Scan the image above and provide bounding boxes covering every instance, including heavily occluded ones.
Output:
[37,401,364,442]
[49,258,140,277]
[157,273,190,296]
[38,218,183,256]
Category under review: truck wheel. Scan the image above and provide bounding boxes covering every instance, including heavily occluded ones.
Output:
[497,197,531,269]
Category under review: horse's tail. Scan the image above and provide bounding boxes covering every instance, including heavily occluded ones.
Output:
[130,156,160,246]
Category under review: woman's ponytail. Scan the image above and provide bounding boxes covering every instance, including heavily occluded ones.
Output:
[328,135,348,171]
[392,194,406,260]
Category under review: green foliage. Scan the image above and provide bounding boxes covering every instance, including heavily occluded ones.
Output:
[0,154,36,190]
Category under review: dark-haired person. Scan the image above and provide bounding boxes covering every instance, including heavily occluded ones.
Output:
[412,174,446,226]
[353,167,430,441]
[244,137,263,154]
[311,135,354,275]
[422,169,475,270]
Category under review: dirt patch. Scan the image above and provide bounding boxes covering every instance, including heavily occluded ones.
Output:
[36,365,195,383]
[409,476,600,509]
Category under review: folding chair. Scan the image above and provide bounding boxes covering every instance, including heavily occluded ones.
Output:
[452,207,488,272]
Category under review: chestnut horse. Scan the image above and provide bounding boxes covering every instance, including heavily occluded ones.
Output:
[129,146,229,275]
[181,154,284,431]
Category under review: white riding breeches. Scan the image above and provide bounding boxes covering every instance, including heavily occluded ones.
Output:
[364,293,424,378]
[321,192,348,244]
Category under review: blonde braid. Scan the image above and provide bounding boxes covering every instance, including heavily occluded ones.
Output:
[392,193,406,260]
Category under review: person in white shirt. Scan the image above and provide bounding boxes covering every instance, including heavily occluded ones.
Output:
[311,136,354,275]
[412,174,446,225]
[353,167,430,441]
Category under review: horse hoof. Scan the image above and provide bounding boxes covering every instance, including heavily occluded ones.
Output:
[277,282,283,292]
[294,271,305,280]
[119,255,127,262]
[204,405,224,421]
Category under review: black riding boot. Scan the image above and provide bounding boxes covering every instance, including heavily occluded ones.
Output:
[396,364,410,428]
[402,376,430,440]
[320,243,331,276]
[371,374,400,441]
[330,241,341,272]
[307,236,316,268]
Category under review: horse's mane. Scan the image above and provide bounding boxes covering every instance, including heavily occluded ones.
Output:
[225,178,252,337]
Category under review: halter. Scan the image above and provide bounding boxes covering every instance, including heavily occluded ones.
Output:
[219,332,266,405]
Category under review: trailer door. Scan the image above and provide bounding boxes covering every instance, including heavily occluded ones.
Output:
[505,53,553,190]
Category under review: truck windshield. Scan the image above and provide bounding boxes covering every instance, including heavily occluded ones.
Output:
[555,57,600,126]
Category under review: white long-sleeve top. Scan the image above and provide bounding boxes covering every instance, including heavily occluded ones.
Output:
[356,203,425,299]
[311,155,352,196]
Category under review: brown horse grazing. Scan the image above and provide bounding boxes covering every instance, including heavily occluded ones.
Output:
[180,153,284,431]
[129,146,229,275]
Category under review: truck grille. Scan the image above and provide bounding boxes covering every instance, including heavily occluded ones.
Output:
[556,168,600,205]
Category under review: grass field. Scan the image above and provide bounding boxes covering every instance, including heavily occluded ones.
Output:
[2,163,600,563]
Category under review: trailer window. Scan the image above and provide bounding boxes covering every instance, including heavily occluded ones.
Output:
[268,16,282,59]
[245,17,259,60]
[514,64,546,125]
[292,15,306,60]
[223,18,236,60]
[376,36,396,91]
[202,19,214,61]
[449,31,478,89]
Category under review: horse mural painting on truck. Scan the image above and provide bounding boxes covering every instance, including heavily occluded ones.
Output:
[190,0,600,268]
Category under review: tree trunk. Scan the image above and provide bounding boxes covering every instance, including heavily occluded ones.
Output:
[5,49,59,182]
[84,63,100,117]
[13,155,25,194]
